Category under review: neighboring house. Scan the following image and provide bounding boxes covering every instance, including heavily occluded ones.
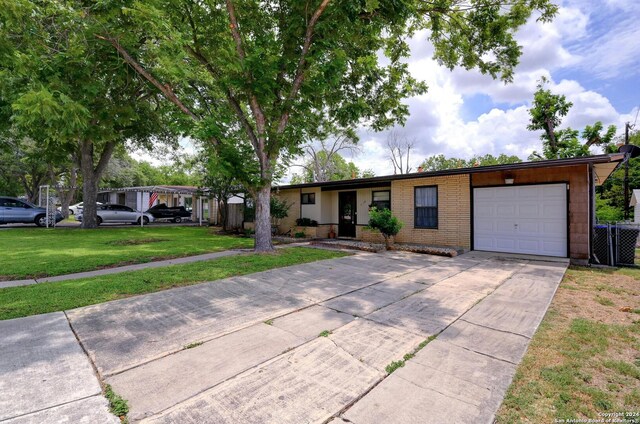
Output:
[98,185,207,222]
[271,154,624,263]
[631,190,640,223]
[97,185,243,225]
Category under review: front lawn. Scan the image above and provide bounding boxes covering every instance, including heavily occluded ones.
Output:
[0,247,347,320]
[496,266,640,423]
[0,226,255,279]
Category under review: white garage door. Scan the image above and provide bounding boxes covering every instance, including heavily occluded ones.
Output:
[474,184,568,257]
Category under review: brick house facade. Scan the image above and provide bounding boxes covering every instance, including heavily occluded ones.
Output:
[267,154,623,263]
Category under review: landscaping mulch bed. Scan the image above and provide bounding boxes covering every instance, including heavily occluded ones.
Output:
[310,239,461,257]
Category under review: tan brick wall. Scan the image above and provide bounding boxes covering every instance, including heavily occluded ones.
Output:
[472,164,589,259]
[391,174,471,248]
[360,226,385,243]
[273,188,300,234]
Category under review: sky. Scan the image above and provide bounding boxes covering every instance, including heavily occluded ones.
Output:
[135,0,640,181]
[340,0,640,177]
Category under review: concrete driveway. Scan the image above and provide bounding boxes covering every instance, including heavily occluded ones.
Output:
[0,249,568,423]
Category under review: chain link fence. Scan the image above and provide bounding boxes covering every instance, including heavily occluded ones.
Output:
[592,223,640,266]
[37,185,59,228]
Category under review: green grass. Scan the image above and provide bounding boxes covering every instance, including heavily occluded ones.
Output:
[184,341,204,350]
[496,267,640,423]
[318,330,332,337]
[0,247,346,320]
[385,359,406,374]
[383,336,438,375]
[595,295,615,307]
[0,227,254,279]
[104,384,129,420]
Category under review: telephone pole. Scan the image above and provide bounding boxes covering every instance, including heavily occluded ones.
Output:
[624,122,631,220]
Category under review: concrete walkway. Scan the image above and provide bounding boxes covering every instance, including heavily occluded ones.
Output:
[0,250,568,423]
[0,242,313,289]
[0,313,118,423]
[0,250,244,289]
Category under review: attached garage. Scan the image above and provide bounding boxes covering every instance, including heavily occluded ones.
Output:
[274,153,625,264]
[473,184,568,257]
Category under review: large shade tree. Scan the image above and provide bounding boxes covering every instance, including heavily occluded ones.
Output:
[89,0,556,251]
[527,77,617,160]
[2,1,177,227]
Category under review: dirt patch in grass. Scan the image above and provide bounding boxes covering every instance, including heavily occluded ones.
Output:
[496,266,640,423]
[106,238,170,246]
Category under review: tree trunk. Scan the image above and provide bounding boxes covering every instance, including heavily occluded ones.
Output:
[254,184,274,252]
[79,139,116,229]
[220,198,229,231]
[384,234,394,250]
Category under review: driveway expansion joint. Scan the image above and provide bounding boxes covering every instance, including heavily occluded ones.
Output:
[458,317,533,340]
[0,394,105,423]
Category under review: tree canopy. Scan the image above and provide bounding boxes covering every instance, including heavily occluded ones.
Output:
[2,0,557,248]
[419,153,522,171]
[527,77,617,160]
[1,0,178,226]
[291,152,374,184]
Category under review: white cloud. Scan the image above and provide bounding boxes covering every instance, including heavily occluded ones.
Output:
[279,1,636,182]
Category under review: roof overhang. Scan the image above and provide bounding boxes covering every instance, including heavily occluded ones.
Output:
[593,161,622,186]
[98,185,201,195]
[274,154,626,191]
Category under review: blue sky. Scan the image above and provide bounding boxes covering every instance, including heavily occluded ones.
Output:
[348,0,640,176]
[134,1,640,179]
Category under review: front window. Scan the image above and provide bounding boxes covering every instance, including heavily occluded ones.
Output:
[371,190,390,210]
[301,192,315,205]
[415,186,438,228]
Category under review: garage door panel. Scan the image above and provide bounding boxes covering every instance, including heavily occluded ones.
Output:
[474,184,567,257]
[516,186,540,197]
[496,205,516,217]
[542,240,565,255]
[541,185,566,196]
[543,221,566,233]
[474,237,495,249]
[517,221,541,234]
[495,190,514,200]
[475,205,494,217]
[496,238,517,250]
[475,221,495,232]
[496,221,517,233]
[517,239,540,252]
[517,204,541,218]
[475,190,495,200]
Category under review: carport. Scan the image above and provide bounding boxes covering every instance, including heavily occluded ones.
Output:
[98,185,211,224]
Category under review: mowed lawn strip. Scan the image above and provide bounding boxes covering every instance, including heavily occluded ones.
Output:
[496,266,640,423]
[0,247,347,321]
[0,227,254,279]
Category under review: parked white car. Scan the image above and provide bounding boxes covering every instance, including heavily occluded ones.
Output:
[76,204,154,225]
[66,202,102,215]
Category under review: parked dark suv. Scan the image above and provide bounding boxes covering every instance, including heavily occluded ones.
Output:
[145,203,192,223]
[0,196,63,226]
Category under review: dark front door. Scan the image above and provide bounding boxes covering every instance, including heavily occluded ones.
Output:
[338,191,357,238]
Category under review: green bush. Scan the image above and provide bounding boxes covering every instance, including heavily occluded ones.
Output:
[294,231,306,238]
[367,207,403,249]
[295,217,318,227]
[596,195,624,223]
